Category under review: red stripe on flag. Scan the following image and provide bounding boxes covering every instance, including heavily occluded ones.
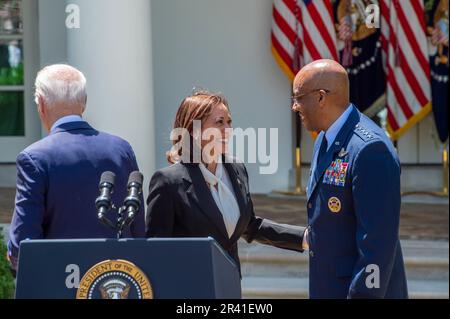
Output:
[410,0,427,34]
[381,34,388,52]
[271,32,294,70]
[298,17,322,60]
[324,0,334,23]
[383,3,429,106]
[273,7,297,45]
[398,49,429,106]
[387,65,414,119]
[307,2,338,60]
[380,0,389,19]
[395,3,430,77]
[282,0,297,15]
[387,108,400,131]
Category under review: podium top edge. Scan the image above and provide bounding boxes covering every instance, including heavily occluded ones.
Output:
[19,237,219,245]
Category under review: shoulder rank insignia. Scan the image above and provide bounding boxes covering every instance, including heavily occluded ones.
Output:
[355,123,375,141]
[323,159,349,187]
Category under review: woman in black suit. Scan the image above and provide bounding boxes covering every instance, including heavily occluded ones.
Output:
[146,90,306,272]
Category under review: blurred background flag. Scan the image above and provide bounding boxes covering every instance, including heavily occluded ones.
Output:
[271,0,338,192]
[381,0,432,141]
[332,1,386,118]
[271,0,339,80]
[425,0,448,144]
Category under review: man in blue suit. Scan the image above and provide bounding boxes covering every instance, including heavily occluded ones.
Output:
[7,64,145,271]
[293,59,408,298]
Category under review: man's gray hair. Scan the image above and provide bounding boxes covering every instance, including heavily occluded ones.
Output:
[34,64,87,108]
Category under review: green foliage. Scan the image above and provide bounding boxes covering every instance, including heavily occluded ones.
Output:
[0,63,24,85]
[0,231,15,299]
[0,91,24,136]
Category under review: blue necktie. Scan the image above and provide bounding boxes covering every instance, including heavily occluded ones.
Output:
[317,136,328,165]
[308,136,329,197]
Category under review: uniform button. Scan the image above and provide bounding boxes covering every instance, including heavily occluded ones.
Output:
[308,203,312,209]
[309,250,314,257]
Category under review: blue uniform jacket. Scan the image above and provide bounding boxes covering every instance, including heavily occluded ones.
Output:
[306,105,408,299]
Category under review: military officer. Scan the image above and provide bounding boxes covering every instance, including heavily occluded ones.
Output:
[292,59,408,299]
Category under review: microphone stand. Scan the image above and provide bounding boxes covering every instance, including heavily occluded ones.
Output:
[116,206,126,239]
[97,204,133,239]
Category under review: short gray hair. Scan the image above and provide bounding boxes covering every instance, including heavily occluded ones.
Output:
[34,64,87,108]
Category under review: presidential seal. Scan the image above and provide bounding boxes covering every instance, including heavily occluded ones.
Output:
[328,197,342,213]
[76,260,153,299]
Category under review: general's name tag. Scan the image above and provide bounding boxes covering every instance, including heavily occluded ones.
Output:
[323,159,349,187]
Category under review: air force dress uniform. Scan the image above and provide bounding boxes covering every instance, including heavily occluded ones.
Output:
[306,104,408,299]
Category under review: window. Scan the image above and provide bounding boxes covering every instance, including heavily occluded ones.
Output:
[0,0,39,163]
[0,0,24,136]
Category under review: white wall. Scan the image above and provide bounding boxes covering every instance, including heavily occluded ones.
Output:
[38,0,67,67]
[38,0,68,138]
[151,0,294,193]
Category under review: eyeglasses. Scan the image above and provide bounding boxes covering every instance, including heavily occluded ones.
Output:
[291,89,331,105]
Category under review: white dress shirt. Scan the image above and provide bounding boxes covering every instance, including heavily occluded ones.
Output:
[323,104,354,151]
[199,163,240,238]
[310,104,354,179]
[50,115,84,133]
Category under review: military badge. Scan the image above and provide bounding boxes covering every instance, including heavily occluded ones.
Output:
[338,148,349,158]
[328,197,342,213]
[76,260,153,299]
[323,159,349,186]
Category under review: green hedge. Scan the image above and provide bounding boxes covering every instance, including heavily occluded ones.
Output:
[0,232,15,299]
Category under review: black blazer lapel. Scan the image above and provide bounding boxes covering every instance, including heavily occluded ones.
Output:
[309,107,360,197]
[182,163,229,240]
[223,163,248,241]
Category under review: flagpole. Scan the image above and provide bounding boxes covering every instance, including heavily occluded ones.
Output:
[294,111,305,194]
[442,148,449,196]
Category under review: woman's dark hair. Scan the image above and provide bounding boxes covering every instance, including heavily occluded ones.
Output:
[167,90,229,164]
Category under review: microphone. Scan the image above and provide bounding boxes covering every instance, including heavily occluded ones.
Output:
[95,171,116,229]
[121,171,143,228]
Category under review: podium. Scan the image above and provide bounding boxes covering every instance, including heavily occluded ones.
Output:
[15,237,241,299]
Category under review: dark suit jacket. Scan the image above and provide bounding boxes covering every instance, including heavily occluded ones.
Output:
[146,161,305,273]
[8,121,145,269]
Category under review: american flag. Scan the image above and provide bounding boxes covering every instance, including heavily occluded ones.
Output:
[271,0,339,80]
[381,0,432,141]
